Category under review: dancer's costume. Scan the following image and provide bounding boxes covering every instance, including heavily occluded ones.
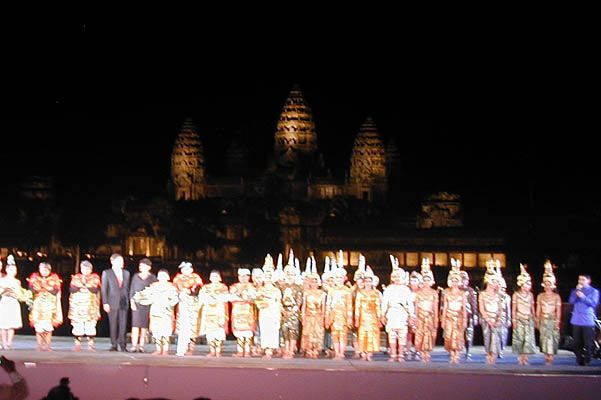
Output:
[355,266,382,353]
[0,262,29,331]
[300,259,326,356]
[199,278,229,354]
[479,261,504,357]
[382,257,413,348]
[68,266,101,347]
[441,259,468,362]
[460,270,478,359]
[537,260,561,356]
[27,271,63,333]
[497,264,511,356]
[326,264,353,345]
[230,268,257,355]
[134,280,179,350]
[512,264,536,356]
[277,251,303,344]
[173,263,203,355]
[256,255,282,350]
[413,259,438,359]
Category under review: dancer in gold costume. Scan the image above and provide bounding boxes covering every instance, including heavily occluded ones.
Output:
[301,259,326,358]
[441,259,468,364]
[413,258,438,362]
[512,264,536,365]
[355,266,382,361]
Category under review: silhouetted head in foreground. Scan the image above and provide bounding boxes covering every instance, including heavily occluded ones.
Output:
[43,377,78,400]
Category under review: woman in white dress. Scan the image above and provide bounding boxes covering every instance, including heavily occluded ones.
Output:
[0,259,27,349]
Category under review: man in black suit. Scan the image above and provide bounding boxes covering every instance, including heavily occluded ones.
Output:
[101,253,131,351]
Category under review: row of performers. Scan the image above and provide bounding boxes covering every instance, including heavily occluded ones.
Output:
[0,252,562,365]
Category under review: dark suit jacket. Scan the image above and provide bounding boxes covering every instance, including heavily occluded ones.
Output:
[101,268,131,310]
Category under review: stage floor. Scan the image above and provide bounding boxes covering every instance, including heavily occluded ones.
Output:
[1,335,600,399]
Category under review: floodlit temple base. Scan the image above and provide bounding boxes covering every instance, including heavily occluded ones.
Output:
[2,335,599,399]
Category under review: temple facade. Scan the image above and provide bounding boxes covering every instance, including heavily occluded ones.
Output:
[170,86,396,203]
[160,85,506,280]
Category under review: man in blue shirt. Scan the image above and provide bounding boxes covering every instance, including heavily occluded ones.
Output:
[569,275,600,366]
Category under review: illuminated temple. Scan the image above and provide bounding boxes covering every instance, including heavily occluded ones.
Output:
[2,85,506,280]
[163,85,506,279]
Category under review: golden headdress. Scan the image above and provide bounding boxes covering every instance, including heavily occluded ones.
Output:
[495,261,507,289]
[262,253,275,273]
[390,254,409,284]
[303,257,311,278]
[333,250,347,277]
[516,263,532,287]
[322,256,332,280]
[542,259,556,288]
[284,249,296,273]
[309,256,321,283]
[484,259,500,285]
[274,253,284,281]
[354,254,366,281]
[447,258,462,286]
[420,257,434,282]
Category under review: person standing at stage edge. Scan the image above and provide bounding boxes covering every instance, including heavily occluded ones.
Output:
[569,274,599,366]
[101,253,131,352]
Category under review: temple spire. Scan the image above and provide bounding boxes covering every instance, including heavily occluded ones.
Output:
[171,118,206,200]
[349,116,387,184]
[273,84,318,169]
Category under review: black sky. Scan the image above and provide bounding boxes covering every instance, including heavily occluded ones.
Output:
[0,22,595,217]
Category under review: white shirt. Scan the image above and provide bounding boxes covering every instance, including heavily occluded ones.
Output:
[112,266,123,284]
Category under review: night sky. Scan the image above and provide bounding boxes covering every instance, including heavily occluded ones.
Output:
[1,22,594,218]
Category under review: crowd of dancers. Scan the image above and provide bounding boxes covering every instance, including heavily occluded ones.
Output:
[0,251,597,365]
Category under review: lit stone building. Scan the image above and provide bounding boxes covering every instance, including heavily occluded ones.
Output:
[159,85,507,279]
[170,87,396,203]
[171,118,206,201]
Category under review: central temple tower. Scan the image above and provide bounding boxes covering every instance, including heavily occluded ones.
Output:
[273,85,318,169]
[171,118,206,200]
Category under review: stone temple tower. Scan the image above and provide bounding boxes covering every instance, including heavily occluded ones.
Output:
[273,85,318,169]
[347,117,387,200]
[171,118,206,200]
